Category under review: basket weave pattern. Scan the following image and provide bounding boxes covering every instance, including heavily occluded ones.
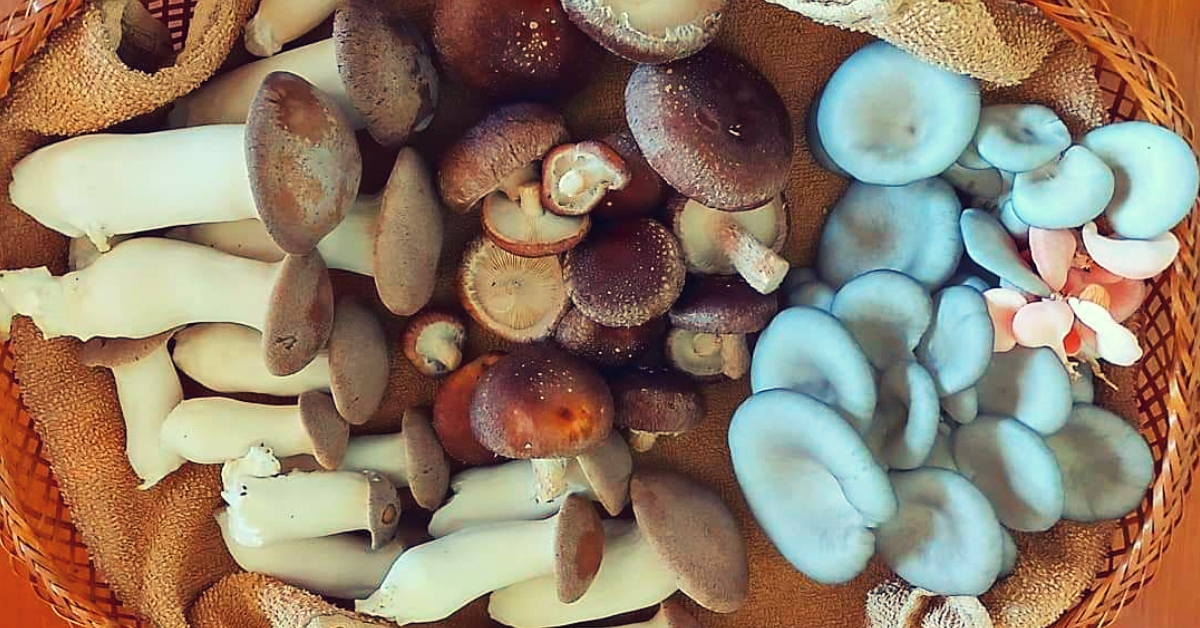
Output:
[0,0,1197,626]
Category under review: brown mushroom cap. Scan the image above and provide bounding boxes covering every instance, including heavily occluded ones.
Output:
[376,148,445,316]
[575,431,634,517]
[470,345,615,459]
[541,142,631,217]
[670,275,780,334]
[79,327,180,368]
[439,103,571,213]
[562,0,727,64]
[554,493,605,604]
[655,600,705,628]
[246,71,363,255]
[630,469,749,613]
[611,366,705,437]
[432,0,604,103]
[565,219,686,328]
[626,49,793,211]
[263,252,334,377]
[328,296,390,426]
[334,0,439,148]
[365,470,403,550]
[554,308,666,368]
[402,309,467,378]
[401,407,451,511]
[459,238,569,343]
[594,130,669,221]
[432,352,507,466]
[482,188,591,257]
[298,391,351,470]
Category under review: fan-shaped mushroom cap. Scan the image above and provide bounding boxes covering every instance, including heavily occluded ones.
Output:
[806,88,851,178]
[867,361,941,469]
[562,0,726,64]
[458,238,569,343]
[942,386,979,425]
[751,307,877,433]
[953,415,1065,532]
[998,198,1031,242]
[831,270,933,369]
[947,272,992,293]
[925,425,958,472]
[1081,222,1180,281]
[1081,121,1200,240]
[816,42,980,186]
[783,267,835,311]
[565,219,686,328]
[957,142,993,171]
[916,286,995,397]
[974,105,1071,173]
[1011,146,1115,230]
[818,179,963,290]
[976,347,1073,435]
[554,308,665,368]
[961,209,1051,297]
[876,468,1006,596]
[1045,404,1154,522]
[729,389,896,584]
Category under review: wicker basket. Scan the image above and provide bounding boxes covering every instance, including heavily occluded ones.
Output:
[1,0,1197,626]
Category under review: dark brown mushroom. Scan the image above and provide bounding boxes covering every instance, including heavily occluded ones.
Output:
[263,252,335,377]
[554,308,667,368]
[593,130,669,221]
[328,295,390,425]
[670,274,780,333]
[459,238,570,343]
[541,142,631,216]
[670,195,789,294]
[610,366,705,452]
[562,0,727,64]
[432,352,507,466]
[482,185,591,257]
[403,309,468,378]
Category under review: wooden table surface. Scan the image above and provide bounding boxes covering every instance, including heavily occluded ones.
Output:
[2,0,1198,626]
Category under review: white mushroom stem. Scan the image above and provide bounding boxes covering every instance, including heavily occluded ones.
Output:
[168,40,362,129]
[172,323,331,397]
[533,458,573,503]
[429,460,595,538]
[109,343,186,490]
[498,165,541,201]
[488,520,677,628]
[244,0,341,58]
[10,127,261,251]
[518,183,548,218]
[692,332,748,379]
[715,218,789,295]
[339,433,408,488]
[358,512,573,625]
[161,397,333,464]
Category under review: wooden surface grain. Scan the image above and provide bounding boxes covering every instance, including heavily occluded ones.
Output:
[1,0,1198,626]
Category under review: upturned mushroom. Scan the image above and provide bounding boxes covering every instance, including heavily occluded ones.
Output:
[458,238,569,343]
[626,48,793,211]
[1011,146,1115,230]
[432,352,507,466]
[360,494,603,624]
[829,270,932,370]
[242,0,339,57]
[953,415,1065,532]
[488,469,748,627]
[0,238,334,376]
[482,184,592,257]
[338,408,451,511]
[594,131,669,221]
[916,286,996,397]
[565,219,686,328]
[562,0,726,63]
[542,141,631,216]
[866,361,941,470]
[973,105,1072,173]
[667,275,779,380]
[161,391,349,470]
[429,433,631,538]
[1045,404,1154,522]
[403,310,467,378]
[611,367,705,452]
[173,1,439,147]
[79,330,185,489]
[670,195,789,295]
[554,308,666,368]
[471,346,615,501]
[221,447,401,549]
[12,72,361,255]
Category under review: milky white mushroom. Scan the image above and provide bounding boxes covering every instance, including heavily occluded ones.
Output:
[941,386,979,425]
[876,468,1006,595]
[782,267,835,311]
[339,409,450,511]
[961,209,1051,297]
[751,307,877,433]
[243,0,339,57]
[867,361,941,470]
[816,42,980,186]
[79,331,185,489]
[730,389,896,584]
[1068,298,1143,367]
[916,286,996,397]
[670,196,789,295]
[1081,121,1200,240]
[173,323,327,394]
[974,105,1071,173]
[402,310,467,378]
[1080,222,1180,281]
[976,347,1073,435]
[1045,404,1154,522]
[0,238,333,376]
[488,470,748,627]
[830,270,933,369]
[818,179,963,290]
[1011,146,1115,229]
[222,447,401,549]
[947,272,992,293]
[953,416,1065,532]
[12,72,360,255]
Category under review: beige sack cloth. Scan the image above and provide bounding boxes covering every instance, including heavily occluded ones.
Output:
[1,0,1122,627]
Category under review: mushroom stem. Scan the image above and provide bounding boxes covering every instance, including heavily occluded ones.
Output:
[429,461,594,537]
[339,433,408,488]
[498,164,542,202]
[692,332,721,358]
[627,431,660,453]
[173,324,332,397]
[533,458,573,503]
[244,0,341,57]
[716,218,789,294]
[558,169,588,198]
[518,183,547,218]
[719,334,750,380]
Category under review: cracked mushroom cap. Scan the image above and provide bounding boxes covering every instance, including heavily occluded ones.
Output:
[246,71,362,256]
[630,468,748,613]
[432,352,507,466]
[670,195,787,275]
[563,0,727,64]
[439,103,570,213]
[328,296,390,425]
[565,219,686,328]
[670,275,779,334]
[401,407,452,511]
[470,346,615,460]
[554,308,666,368]
[298,391,352,470]
[458,237,569,343]
[594,130,669,221]
[541,141,631,217]
[611,366,705,442]
[402,309,467,378]
[554,493,606,604]
[626,48,793,211]
[263,252,335,377]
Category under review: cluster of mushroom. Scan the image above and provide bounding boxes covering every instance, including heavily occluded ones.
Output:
[731,40,1167,599]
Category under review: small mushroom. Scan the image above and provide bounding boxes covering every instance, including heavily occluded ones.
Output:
[729,389,897,584]
[830,270,933,370]
[782,267,835,311]
[942,386,979,425]
[482,185,592,256]
[221,447,401,549]
[1011,146,1115,229]
[594,130,669,221]
[665,329,745,381]
[1080,222,1180,281]
[815,41,980,186]
[1081,121,1200,240]
[669,274,779,380]
[998,198,1032,242]
[952,415,1065,532]
[866,361,941,470]
[960,209,1051,297]
[542,141,631,216]
[611,367,705,452]
[915,286,996,397]
[670,195,789,295]
[433,352,507,466]
[358,494,605,624]
[459,238,569,343]
[161,391,349,470]
[403,310,467,378]
[1044,404,1154,522]
[471,346,615,501]
[565,219,686,328]
[338,408,451,511]
[626,48,793,210]
[439,103,571,214]
[432,0,603,102]
[1068,297,1143,367]
[562,0,726,63]
[973,105,1072,173]
[242,0,339,57]
[428,432,632,537]
[554,308,666,368]
[975,346,1073,435]
[818,179,964,290]
[79,330,185,489]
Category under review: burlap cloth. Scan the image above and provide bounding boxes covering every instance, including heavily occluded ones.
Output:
[0,0,1132,626]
